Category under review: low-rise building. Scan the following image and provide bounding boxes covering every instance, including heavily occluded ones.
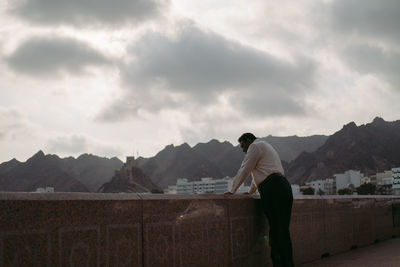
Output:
[392,167,400,195]
[176,177,249,194]
[323,178,336,195]
[308,180,324,194]
[291,184,300,196]
[164,185,177,194]
[176,178,193,194]
[35,187,54,193]
[376,170,393,184]
[377,177,393,195]
[305,178,336,195]
[215,177,233,194]
[334,170,362,192]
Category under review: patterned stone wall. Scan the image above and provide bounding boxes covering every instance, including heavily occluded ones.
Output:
[0,193,399,266]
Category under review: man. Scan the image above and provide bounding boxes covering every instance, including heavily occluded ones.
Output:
[225,133,294,267]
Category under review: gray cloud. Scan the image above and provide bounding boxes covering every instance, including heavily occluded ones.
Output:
[6,36,112,76]
[326,0,400,90]
[47,134,123,157]
[343,44,400,87]
[95,98,140,122]
[101,26,315,121]
[0,108,27,140]
[329,0,400,44]
[47,135,88,154]
[10,0,169,27]
[231,88,308,117]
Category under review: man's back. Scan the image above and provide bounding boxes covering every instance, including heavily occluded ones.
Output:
[250,139,285,181]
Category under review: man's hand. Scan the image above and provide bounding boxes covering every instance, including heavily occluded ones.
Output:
[224,191,233,196]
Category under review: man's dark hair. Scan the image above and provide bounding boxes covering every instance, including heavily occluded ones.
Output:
[238,133,257,142]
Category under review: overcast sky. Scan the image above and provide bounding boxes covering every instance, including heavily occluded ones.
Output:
[1,0,400,162]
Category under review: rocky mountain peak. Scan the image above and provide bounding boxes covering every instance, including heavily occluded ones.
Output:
[372,116,385,125]
[343,121,357,129]
[26,150,46,164]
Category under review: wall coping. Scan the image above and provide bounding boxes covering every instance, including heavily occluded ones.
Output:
[0,192,399,201]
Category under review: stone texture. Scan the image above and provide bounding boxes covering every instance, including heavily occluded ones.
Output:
[227,196,269,267]
[352,198,375,247]
[373,198,394,241]
[291,199,326,263]
[393,200,400,237]
[141,194,230,267]
[300,237,400,267]
[324,198,355,254]
[0,193,142,267]
[0,193,399,267]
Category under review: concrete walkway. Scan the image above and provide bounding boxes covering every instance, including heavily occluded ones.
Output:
[300,238,400,267]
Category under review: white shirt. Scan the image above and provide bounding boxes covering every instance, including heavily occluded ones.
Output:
[230,139,284,194]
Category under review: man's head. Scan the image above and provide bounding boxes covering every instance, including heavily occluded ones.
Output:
[238,133,256,153]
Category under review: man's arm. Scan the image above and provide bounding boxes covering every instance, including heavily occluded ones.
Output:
[230,144,260,194]
[248,178,258,194]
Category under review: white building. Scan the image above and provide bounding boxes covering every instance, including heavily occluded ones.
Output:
[376,170,393,184]
[176,177,249,194]
[392,167,400,195]
[323,179,336,195]
[334,170,362,192]
[307,180,324,194]
[305,178,336,195]
[291,184,300,196]
[176,178,193,194]
[215,177,233,194]
[35,187,54,193]
[164,185,177,194]
[193,177,215,194]
[378,177,393,195]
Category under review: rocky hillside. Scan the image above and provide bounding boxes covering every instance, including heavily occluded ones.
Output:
[98,158,161,193]
[0,151,123,192]
[287,117,400,184]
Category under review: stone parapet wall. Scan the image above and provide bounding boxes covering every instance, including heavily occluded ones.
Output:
[0,193,399,266]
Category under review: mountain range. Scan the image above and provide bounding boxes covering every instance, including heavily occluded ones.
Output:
[0,151,123,192]
[1,117,399,192]
[286,117,400,184]
[134,135,328,189]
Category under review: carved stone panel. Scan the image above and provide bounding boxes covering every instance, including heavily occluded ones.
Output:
[106,224,141,267]
[58,226,100,267]
[145,222,175,267]
[206,220,229,266]
[230,217,250,260]
[1,230,50,267]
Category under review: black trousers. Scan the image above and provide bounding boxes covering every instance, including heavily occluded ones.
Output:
[258,173,294,267]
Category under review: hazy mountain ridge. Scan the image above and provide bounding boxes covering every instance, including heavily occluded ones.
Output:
[135,135,328,189]
[58,154,123,191]
[136,142,226,189]
[261,135,329,162]
[0,151,89,192]
[287,117,400,184]
[0,151,123,192]
[3,117,397,192]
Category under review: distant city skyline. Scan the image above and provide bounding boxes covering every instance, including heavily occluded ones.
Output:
[1,0,400,162]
